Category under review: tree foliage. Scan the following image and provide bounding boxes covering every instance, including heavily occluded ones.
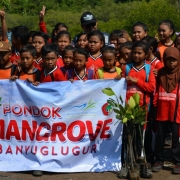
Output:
[0,0,180,39]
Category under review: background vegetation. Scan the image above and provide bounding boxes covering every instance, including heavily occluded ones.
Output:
[0,0,180,38]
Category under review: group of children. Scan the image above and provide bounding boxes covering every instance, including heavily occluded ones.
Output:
[0,8,180,178]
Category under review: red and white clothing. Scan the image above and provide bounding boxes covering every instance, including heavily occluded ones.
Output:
[34,57,43,70]
[39,21,51,43]
[86,54,103,71]
[123,64,156,106]
[10,49,20,65]
[154,84,180,123]
[40,66,64,83]
[56,55,64,68]
[146,57,163,70]
[64,68,96,81]
[39,21,47,34]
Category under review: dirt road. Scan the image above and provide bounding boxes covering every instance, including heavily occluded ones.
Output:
[0,148,179,180]
[0,168,179,180]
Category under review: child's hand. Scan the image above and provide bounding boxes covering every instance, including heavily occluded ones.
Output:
[32,81,40,86]
[114,74,121,80]
[26,78,40,86]
[10,75,18,81]
[39,6,46,22]
[126,76,137,83]
[0,10,5,19]
[26,78,33,83]
[153,69,158,77]
[69,79,74,83]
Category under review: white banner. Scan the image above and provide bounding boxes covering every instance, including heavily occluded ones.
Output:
[0,79,126,172]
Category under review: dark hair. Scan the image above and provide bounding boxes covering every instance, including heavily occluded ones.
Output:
[32,31,49,44]
[159,20,175,36]
[0,27,2,35]
[11,26,29,45]
[142,36,158,53]
[119,42,133,52]
[102,46,116,57]
[76,32,88,43]
[109,30,123,40]
[28,31,37,39]
[56,31,71,42]
[51,23,68,43]
[73,48,89,60]
[87,30,105,47]
[20,45,36,57]
[132,41,149,54]
[132,22,148,32]
[41,44,59,57]
[62,45,75,58]
[55,23,68,32]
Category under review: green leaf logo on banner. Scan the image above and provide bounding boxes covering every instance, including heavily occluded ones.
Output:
[102,88,115,96]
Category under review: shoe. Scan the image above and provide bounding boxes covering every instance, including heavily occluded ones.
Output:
[32,170,43,176]
[163,161,174,168]
[140,163,152,178]
[128,168,140,180]
[172,165,180,174]
[164,138,171,146]
[117,167,128,179]
[152,161,163,172]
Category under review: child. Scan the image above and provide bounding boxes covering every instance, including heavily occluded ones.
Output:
[64,48,96,81]
[39,6,68,43]
[96,46,121,80]
[0,41,16,79]
[76,32,88,49]
[124,41,155,164]
[11,26,29,65]
[60,45,75,76]
[152,47,180,174]
[51,23,68,43]
[157,20,175,63]
[157,20,175,146]
[86,30,105,71]
[117,30,132,50]
[174,33,180,52]
[142,37,163,162]
[56,31,71,68]
[28,31,37,45]
[109,30,122,50]
[117,42,133,69]
[38,44,64,83]
[143,36,163,75]
[32,31,49,70]
[10,45,40,82]
[124,41,155,106]
[132,22,148,42]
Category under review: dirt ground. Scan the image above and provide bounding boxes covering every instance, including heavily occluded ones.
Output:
[0,169,179,180]
[0,148,179,180]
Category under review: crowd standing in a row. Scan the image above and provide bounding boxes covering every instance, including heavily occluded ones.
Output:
[0,7,180,178]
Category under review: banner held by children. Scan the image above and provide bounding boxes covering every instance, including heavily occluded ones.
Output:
[0,79,126,172]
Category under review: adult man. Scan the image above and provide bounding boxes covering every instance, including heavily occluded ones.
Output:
[72,12,109,46]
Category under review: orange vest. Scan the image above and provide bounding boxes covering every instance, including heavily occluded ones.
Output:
[157,41,174,65]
